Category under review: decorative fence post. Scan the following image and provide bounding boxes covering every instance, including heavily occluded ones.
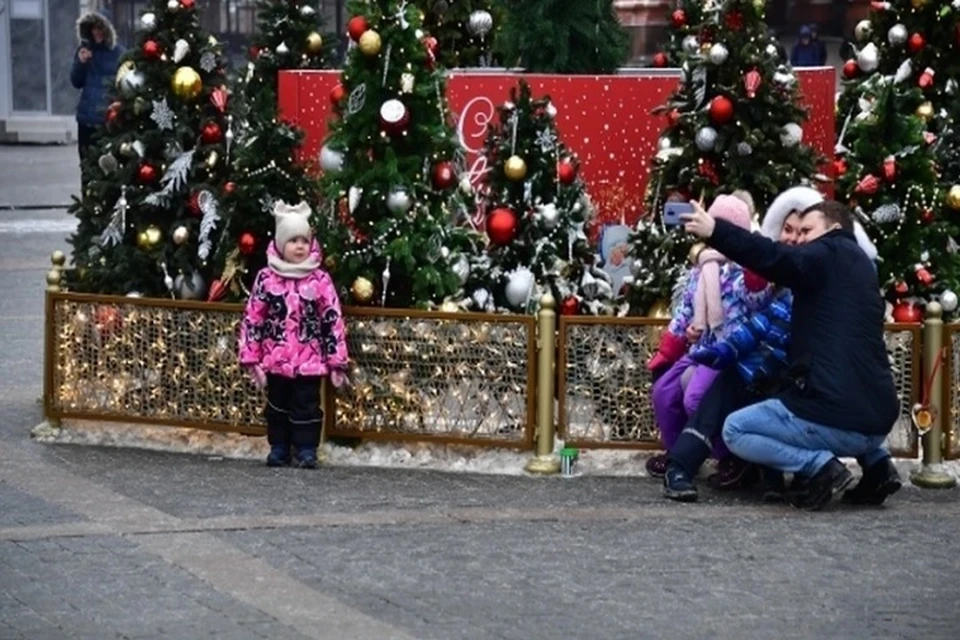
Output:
[912,301,956,489]
[35,251,65,437]
[526,294,560,474]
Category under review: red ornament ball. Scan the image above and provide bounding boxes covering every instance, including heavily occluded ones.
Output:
[907,33,925,55]
[423,36,439,55]
[181,0,195,8]
[238,232,257,256]
[330,84,347,106]
[201,122,222,144]
[921,208,935,224]
[187,191,202,216]
[487,208,518,246]
[142,40,161,60]
[652,52,668,68]
[137,164,157,184]
[248,45,261,60]
[842,60,859,80]
[560,296,579,315]
[432,161,456,190]
[223,181,236,195]
[708,95,735,125]
[832,157,847,177]
[557,159,577,185]
[671,9,687,28]
[892,301,922,324]
[347,16,368,42]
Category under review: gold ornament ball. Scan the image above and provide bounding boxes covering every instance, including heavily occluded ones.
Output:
[351,276,375,303]
[324,255,337,271]
[504,155,527,181]
[916,101,934,122]
[171,66,203,101]
[911,0,928,7]
[947,185,960,211]
[119,142,134,157]
[172,225,189,245]
[305,31,323,54]
[137,225,162,249]
[752,0,766,13]
[359,30,382,56]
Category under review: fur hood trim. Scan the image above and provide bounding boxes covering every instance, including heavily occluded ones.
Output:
[76,12,117,49]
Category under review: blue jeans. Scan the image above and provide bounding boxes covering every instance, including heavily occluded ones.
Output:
[722,399,889,477]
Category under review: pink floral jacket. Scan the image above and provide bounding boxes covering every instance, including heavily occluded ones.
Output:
[238,241,348,378]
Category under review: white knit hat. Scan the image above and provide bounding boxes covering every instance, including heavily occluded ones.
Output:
[760,186,877,261]
[272,200,312,249]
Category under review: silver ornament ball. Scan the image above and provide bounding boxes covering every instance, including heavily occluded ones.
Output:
[173,271,207,300]
[141,12,157,30]
[172,225,189,245]
[942,290,958,313]
[467,10,493,38]
[166,0,179,10]
[300,5,315,16]
[858,43,879,73]
[888,24,908,46]
[452,255,470,285]
[319,145,344,172]
[780,123,803,147]
[708,43,729,65]
[119,70,145,98]
[682,35,699,55]
[386,189,413,214]
[695,126,718,152]
[658,137,672,151]
[504,268,535,308]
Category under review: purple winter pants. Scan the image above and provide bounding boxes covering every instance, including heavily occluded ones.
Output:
[651,355,729,458]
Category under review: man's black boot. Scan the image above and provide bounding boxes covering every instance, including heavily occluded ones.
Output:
[800,458,855,511]
[842,457,901,506]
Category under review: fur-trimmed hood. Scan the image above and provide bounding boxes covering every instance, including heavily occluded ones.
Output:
[760,186,878,261]
[76,12,117,49]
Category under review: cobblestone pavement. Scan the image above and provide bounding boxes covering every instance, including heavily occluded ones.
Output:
[1,145,959,640]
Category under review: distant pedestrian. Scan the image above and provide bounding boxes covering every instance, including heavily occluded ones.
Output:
[238,201,350,469]
[809,23,827,66]
[790,25,821,67]
[70,12,123,167]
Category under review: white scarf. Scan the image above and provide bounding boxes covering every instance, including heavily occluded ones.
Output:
[267,252,321,279]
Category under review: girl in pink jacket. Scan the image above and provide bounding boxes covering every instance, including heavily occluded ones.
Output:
[238,201,349,468]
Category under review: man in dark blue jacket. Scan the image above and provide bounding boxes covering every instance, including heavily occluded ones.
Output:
[681,199,900,510]
[71,12,123,165]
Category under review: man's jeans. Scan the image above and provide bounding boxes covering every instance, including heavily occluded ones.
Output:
[722,399,889,477]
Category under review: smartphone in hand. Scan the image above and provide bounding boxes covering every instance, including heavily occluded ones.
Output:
[663,201,694,227]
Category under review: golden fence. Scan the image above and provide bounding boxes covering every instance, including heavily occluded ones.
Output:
[556,317,921,458]
[944,323,960,460]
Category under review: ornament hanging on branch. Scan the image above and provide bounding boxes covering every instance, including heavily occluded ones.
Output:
[195,190,221,261]
[918,67,935,90]
[709,96,734,125]
[671,9,687,28]
[855,174,880,195]
[708,43,728,65]
[883,155,897,182]
[871,203,902,222]
[351,276,375,304]
[504,155,527,181]
[359,31,382,56]
[487,207,518,245]
[653,52,668,68]
[858,43,879,73]
[432,161,455,189]
[379,99,409,134]
[557,159,577,185]
[743,69,761,98]
[238,232,256,256]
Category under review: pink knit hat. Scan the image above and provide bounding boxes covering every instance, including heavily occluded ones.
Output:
[707,195,752,231]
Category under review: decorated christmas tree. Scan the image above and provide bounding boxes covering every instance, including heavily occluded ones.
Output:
[421,0,501,68]
[625,0,820,313]
[68,0,235,298]
[837,81,960,318]
[651,0,707,68]
[462,81,612,315]
[496,0,629,73]
[836,2,960,133]
[209,0,333,301]
[315,0,481,309]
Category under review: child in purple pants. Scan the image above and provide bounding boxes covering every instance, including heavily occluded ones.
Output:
[645,195,767,474]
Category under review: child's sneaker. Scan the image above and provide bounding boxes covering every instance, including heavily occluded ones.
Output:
[295,447,318,469]
[266,445,291,467]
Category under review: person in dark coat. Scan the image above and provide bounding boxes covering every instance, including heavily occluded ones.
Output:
[809,23,828,66]
[70,12,123,164]
[790,25,821,67]
[680,199,900,511]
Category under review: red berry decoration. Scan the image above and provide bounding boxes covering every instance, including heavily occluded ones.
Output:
[708,95,735,125]
[487,208,518,246]
[142,40,161,60]
[348,16,368,42]
[670,9,686,28]
[892,301,922,324]
[560,296,579,315]
[907,33,925,55]
[330,84,347,106]
[919,67,935,90]
[223,181,236,195]
[432,161,456,189]
[557,159,577,185]
[652,52,668,68]
[842,60,859,79]
[201,122,222,144]
[137,164,157,184]
[238,232,257,256]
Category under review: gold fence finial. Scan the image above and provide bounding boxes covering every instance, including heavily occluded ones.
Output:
[526,292,560,475]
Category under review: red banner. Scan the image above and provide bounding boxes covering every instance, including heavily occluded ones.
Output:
[279,68,835,231]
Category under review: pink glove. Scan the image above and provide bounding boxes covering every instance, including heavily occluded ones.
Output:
[330,369,350,389]
[743,269,769,292]
[646,331,687,372]
[245,364,266,389]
